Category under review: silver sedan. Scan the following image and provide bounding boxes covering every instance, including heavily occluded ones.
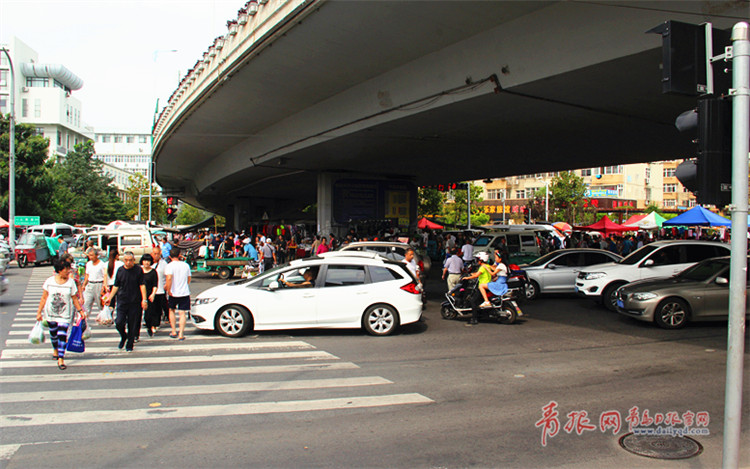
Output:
[615,256,750,329]
[522,249,622,300]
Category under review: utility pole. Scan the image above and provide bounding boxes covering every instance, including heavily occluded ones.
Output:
[1,48,16,249]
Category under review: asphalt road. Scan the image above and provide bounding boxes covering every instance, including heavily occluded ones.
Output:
[1,264,748,468]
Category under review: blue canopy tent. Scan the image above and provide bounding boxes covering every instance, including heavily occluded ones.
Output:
[662,206,732,227]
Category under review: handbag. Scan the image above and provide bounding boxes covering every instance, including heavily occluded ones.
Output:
[66,318,85,353]
[28,321,46,344]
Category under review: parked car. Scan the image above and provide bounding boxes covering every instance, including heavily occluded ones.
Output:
[472,228,547,264]
[337,241,431,279]
[575,240,731,311]
[0,272,7,298]
[25,223,76,244]
[616,256,750,329]
[72,229,156,258]
[191,251,423,337]
[0,245,9,273]
[521,248,622,300]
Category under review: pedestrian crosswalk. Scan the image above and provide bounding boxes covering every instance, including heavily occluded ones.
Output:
[1,267,433,457]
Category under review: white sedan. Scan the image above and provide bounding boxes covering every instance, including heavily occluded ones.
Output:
[191,252,423,337]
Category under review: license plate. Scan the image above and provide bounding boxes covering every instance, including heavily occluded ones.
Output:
[616,299,624,309]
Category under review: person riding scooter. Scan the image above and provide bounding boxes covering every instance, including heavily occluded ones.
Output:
[462,252,494,325]
[479,250,509,304]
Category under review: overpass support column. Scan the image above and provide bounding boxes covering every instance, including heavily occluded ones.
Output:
[317,172,335,236]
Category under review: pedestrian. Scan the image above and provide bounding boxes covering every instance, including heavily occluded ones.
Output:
[460,239,474,264]
[106,250,123,309]
[82,247,107,318]
[151,246,170,325]
[316,236,329,255]
[104,252,147,352]
[57,235,69,256]
[165,247,191,341]
[442,248,463,291]
[260,240,276,272]
[36,257,87,370]
[140,253,159,337]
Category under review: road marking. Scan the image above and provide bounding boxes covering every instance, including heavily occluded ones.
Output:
[0,444,20,460]
[4,334,221,345]
[0,350,337,368]
[0,362,360,383]
[0,340,316,359]
[0,393,433,427]
[0,376,392,403]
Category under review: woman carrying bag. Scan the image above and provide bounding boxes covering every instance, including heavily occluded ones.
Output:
[36,257,87,370]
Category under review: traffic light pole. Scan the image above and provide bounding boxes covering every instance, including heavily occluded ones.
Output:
[722,21,748,469]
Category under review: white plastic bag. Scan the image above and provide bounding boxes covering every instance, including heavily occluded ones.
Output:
[97,305,113,326]
[82,319,92,340]
[28,321,46,344]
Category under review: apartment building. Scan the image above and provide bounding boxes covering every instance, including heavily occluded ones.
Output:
[93,131,152,177]
[478,162,697,222]
[0,36,92,159]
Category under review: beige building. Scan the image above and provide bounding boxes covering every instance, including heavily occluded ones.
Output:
[478,161,698,222]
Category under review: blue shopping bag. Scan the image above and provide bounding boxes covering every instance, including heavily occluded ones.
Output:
[66,318,85,353]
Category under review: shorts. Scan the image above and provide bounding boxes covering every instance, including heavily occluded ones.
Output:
[168,295,191,311]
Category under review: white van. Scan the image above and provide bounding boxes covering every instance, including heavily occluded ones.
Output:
[26,223,75,243]
[472,227,549,262]
[74,229,156,258]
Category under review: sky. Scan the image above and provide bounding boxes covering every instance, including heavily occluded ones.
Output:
[1,0,243,132]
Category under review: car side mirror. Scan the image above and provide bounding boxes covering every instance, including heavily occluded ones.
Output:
[546,263,556,269]
[268,281,280,290]
[642,259,654,267]
[715,277,729,285]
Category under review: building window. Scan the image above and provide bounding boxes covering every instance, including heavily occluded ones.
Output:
[688,199,696,207]
[34,99,41,117]
[126,136,134,143]
[57,131,61,146]
[663,168,675,177]
[515,190,526,199]
[114,135,122,143]
[21,98,28,118]
[664,199,676,208]
[138,136,148,143]
[26,77,49,87]
[645,167,650,184]
[34,127,43,136]
[0,95,6,114]
[603,165,622,175]
[102,135,111,143]
[0,70,7,88]
[617,184,624,197]
[580,168,592,177]
[664,184,677,193]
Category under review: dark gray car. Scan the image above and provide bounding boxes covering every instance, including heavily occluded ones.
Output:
[521,249,622,300]
[615,256,750,329]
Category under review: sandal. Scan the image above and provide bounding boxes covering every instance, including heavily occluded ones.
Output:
[169,333,178,339]
[57,361,67,370]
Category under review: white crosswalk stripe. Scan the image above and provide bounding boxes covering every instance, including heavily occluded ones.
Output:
[1,266,433,436]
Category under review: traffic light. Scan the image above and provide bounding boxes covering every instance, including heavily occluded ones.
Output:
[420,183,468,192]
[165,196,178,221]
[674,96,733,206]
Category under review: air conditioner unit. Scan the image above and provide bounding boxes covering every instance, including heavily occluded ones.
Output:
[21,86,29,92]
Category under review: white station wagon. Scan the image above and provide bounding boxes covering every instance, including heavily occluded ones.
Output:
[191,252,423,337]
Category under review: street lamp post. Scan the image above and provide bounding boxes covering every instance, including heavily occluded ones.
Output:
[1,48,16,249]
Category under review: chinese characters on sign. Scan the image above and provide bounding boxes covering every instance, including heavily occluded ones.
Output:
[535,401,710,447]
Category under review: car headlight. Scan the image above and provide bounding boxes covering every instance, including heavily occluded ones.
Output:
[631,292,658,301]
[191,298,217,306]
[583,272,607,280]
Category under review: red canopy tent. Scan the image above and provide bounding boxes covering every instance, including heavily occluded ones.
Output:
[0,217,8,229]
[575,215,633,235]
[417,217,443,230]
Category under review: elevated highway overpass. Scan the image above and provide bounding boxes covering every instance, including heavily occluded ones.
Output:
[152,0,747,231]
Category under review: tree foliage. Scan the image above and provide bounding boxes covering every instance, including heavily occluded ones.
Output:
[175,203,214,226]
[0,118,55,220]
[548,171,589,224]
[441,183,490,227]
[418,187,445,216]
[48,141,128,224]
[124,173,166,224]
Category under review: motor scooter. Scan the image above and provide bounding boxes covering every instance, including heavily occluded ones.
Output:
[441,261,524,324]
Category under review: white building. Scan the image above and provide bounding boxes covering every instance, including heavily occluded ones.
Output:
[0,36,92,159]
[93,131,152,177]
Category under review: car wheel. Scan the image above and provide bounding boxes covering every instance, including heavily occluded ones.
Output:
[215,305,252,337]
[525,280,540,301]
[602,282,626,312]
[363,304,399,336]
[497,302,517,324]
[654,298,689,329]
[217,267,233,280]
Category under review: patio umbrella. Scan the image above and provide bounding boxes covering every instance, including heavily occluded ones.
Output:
[625,212,665,230]
[575,215,633,235]
[417,217,443,230]
[622,214,646,226]
[662,206,731,227]
[552,221,572,233]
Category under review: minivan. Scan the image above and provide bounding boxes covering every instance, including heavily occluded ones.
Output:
[25,223,75,243]
[473,229,545,263]
[74,229,156,258]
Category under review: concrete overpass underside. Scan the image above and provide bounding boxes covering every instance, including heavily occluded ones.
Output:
[152,0,748,227]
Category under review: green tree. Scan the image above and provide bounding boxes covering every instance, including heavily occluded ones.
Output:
[548,171,588,224]
[0,117,55,221]
[175,203,214,226]
[442,183,490,227]
[418,187,445,217]
[48,141,128,224]
[124,173,167,224]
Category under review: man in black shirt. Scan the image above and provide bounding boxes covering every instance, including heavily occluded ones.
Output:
[105,251,147,352]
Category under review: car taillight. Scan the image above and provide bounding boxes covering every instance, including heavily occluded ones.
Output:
[509,264,520,270]
[417,260,424,272]
[400,282,421,294]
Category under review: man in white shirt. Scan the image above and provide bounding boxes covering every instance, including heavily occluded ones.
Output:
[151,246,170,324]
[82,247,107,316]
[164,247,192,341]
[442,248,464,291]
[460,241,474,263]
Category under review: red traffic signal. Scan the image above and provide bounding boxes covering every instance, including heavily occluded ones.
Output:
[166,196,175,205]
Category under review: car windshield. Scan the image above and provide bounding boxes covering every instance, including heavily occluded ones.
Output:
[17,233,39,245]
[527,251,561,267]
[618,244,658,265]
[234,263,289,287]
[676,259,727,281]
[474,236,492,247]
